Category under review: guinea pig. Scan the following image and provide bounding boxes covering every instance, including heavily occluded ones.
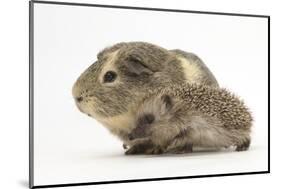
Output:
[126,84,252,155]
[72,41,219,150]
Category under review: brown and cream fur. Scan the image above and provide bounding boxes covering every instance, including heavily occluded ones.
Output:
[72,42,221,154]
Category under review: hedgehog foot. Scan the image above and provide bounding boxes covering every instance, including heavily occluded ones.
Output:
[122,143,128,149]
[236,138,250,151]
[125,141,160,155]
[166,143,193,154]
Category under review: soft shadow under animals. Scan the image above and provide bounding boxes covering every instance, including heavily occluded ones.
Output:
[87,146,255,160]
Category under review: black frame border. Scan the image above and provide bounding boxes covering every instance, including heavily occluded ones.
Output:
[29,0,270,188]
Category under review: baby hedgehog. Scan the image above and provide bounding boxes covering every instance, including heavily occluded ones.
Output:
[126,84,253,155]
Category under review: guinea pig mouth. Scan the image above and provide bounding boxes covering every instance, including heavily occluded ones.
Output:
[73,98,95,118]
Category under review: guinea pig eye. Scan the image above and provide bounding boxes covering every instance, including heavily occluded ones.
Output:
[103,71,117,83]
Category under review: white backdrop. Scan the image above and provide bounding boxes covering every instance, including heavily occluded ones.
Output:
[0,0,278,189]
[32,2,268,186]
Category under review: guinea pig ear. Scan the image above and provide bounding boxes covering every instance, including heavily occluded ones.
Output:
[125,54,154,75]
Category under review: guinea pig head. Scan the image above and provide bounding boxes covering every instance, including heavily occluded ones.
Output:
[72,42,171,122]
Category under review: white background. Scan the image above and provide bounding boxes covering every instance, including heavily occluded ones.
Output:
[0,0,278,189]
[32,1,268,186]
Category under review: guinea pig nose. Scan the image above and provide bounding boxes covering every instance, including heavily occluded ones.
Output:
[76,96,83,103]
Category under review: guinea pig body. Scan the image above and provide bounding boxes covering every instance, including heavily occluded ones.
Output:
[126,84,252,155]
[72,42,219,150]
